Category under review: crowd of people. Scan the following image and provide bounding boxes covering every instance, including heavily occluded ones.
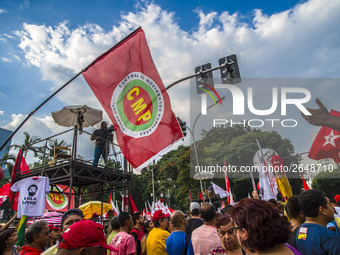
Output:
[0,189,340,255]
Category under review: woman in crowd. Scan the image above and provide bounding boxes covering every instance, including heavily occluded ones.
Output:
[0,228,19,255]
[209,215,245,255]
[140,220,154,255]
[230,198,302,255]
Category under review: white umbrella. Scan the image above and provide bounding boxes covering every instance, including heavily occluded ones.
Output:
[193,171,215,180]
[52,105,102,128]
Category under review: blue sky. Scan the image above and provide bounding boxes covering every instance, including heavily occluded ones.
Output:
[1,0,340,163]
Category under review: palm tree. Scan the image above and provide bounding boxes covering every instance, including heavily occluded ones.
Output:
[0,153,16,176]
[47,138,71,157]
[10,131,42,158]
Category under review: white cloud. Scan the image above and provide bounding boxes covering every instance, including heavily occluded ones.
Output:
[0,110,4,115]
[8,0,340,155]
[0,9,7,14]
[1,113,99,163]
[20,0,30,9]
[1,57,11,63]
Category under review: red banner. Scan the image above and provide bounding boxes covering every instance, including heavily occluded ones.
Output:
[0,183,10,206]
[309,110,340,163]
[45,185,74,212]
[9,150,30,210]
[83,28,183,169]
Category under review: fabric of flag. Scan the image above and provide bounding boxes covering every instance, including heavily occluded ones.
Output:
[224,163,234,204]
[128,194,139,213]
[27,211,63,225]
[256,140,278,201]
[0,183,10,206]
[211,182,230,198]
[308,110,340,163]
[82,28,183,170]
[199,192,203,200]
[300,173,310,191]
[270,155,293,201]
[16,215,27,246]
[45,185,75,212]
[9,150,30,211]
[189,189,192,203]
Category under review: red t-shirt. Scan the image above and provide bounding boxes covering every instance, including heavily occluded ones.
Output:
[19,245,43,255]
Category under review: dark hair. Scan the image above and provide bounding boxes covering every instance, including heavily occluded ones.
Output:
[61,208,84,228]
[110,216,120,230]
[200,203,216,222]
[299,189,328,217]
[286,195,302,219]
[118,212,131,227]
[191,208,200,216]
[153,220,160,228]
[143,220,152,234]
[28,184,38,192]
[215,215,232,229]
[0,228,16,255]
[25,220,49,244]
[132,212,142,225]
[230,198,291,253]
[221,205,233,215]
[268,199,278,206]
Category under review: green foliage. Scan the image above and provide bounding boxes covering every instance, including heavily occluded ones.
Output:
[312,170,340,198]
[128,125,301,212]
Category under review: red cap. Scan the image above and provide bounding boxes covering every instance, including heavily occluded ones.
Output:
[334,194,340,203]
[152,210,170,222]
[49,224,59,230]
[59,220,118,252]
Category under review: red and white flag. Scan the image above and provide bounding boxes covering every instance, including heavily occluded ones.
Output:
[224,162,233,204]
[211,182,230,198]
[300,173,310,191]
[0,183,10,206]
[129,194,139,214]
[83,28,183,170]
[309,110,340,163]
[9,150,30,211]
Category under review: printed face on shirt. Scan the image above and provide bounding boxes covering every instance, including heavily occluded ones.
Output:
[218,222,240,251]
[28,184,38,196]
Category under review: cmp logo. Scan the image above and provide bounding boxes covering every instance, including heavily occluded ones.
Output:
[46,187,69,211]
[111,72,164,138]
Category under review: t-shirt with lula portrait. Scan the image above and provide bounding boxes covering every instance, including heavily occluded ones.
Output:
[11,176,50,217]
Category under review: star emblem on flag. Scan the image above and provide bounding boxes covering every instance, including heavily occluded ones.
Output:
[323,130,340,147]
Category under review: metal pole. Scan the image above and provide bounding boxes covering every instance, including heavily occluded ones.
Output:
[151,167,155,205]
[187,126,205,202]
[165,61,234,90]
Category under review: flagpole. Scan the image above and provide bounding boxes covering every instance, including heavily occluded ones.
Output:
[0,26,143,153]
[337,162,340,174]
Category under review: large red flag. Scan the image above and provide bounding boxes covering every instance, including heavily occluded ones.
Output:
[309,110,340,163]
[9,150,30,211]
[83,28,183,169]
